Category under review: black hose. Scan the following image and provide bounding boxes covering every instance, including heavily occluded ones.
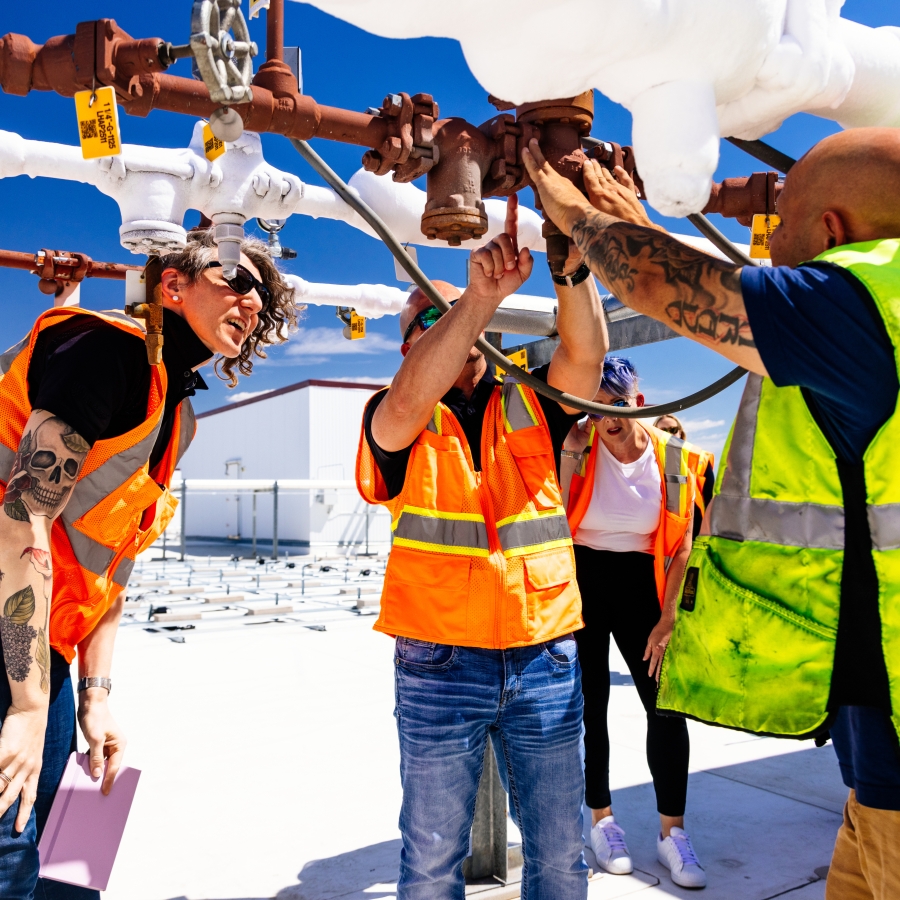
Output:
[290,138,747,418]
[725,137,796,174]
[687,213,758,267]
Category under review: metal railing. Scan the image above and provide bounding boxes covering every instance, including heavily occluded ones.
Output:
[168,478,382,561]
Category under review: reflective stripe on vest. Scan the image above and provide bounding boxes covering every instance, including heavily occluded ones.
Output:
[393,506,490,557]
[0,444,14,479]
[0,337,28,376]
[707,374,849,550]
[502,379,540,432]
[496,507,572,557]
[663,433,691,514]
[56,413,165,578]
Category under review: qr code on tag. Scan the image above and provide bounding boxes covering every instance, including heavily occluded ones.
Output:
[80,119,98,141]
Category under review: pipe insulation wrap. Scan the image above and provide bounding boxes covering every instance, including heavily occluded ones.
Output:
[290,138,747,419]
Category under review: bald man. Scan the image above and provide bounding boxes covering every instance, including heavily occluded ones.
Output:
[524,129,900,898]
[356,196,606,899]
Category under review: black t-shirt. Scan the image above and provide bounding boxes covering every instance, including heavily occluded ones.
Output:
[27,309,210,470]
[364,364,580,500]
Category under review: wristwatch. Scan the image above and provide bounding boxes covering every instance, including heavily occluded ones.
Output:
[551,263,592,288]
[77,677,112,694]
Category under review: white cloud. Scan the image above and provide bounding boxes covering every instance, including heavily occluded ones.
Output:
[225,389,275,404]
[678,418,726,432]
[285,327,397,358]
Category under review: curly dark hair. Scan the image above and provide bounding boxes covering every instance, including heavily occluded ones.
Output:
[158,229,300,387]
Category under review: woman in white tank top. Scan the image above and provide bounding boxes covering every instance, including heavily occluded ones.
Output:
[569,357,706,889]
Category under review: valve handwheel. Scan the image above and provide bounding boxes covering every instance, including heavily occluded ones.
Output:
[190,0,258,107]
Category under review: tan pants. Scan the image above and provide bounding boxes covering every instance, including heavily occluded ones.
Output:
[826,790,900,900]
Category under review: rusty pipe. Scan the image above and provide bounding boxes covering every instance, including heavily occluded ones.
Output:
[267,0,285,64]
[702,171,781,225]
[0,24,390,149]
[0,249,140,280]
[422,118,495,245]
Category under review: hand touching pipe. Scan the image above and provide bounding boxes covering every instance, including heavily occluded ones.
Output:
[522,140,593,238]
[582,160,664,232]
[468,194,534,305]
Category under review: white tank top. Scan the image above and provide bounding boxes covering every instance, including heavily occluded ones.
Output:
[574,438,661,553]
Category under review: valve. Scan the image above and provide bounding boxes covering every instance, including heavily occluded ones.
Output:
[211,214,245,279]
[256,217,297,259]
[517,92,594,276]
[190,0,258,139]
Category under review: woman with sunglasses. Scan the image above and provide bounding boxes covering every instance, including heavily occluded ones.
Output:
[652,416,716,539]
[560,357,709,889]
[0,228,295,900]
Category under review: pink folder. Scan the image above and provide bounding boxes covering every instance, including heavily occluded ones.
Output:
[38,751,141,891]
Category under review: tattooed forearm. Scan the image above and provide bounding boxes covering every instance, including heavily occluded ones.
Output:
[1,585,37,683]
[21,548,52,692]
[570,211,756,352]
[4,415,89,522]
[665,298,755,347]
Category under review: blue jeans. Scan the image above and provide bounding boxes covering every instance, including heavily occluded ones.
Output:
[0,646,98,900]
[394,634,588,900]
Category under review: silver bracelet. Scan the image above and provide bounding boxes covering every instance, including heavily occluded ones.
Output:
[77,677,112,694]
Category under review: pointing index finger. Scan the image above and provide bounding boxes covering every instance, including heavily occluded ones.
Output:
[505,194,519,257]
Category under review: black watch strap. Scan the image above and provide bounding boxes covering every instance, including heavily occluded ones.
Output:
[551,263,592,287]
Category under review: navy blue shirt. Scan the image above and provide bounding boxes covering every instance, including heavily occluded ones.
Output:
[742,261,900,810]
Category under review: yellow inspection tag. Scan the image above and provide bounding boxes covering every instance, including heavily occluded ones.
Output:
[202,122,226,161]
[496,347,527,377]
[74,86,121,159]
[349,310,366,340]
[749,214,781,259]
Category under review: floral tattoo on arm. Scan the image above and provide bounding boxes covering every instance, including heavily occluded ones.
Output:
[570,212,755,349]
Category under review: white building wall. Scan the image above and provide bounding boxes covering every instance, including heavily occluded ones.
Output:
[178,381,392,548]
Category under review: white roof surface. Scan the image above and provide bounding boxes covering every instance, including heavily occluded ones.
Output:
[101,550,843,899]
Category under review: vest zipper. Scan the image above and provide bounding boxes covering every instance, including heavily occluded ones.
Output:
[476,470,505,650]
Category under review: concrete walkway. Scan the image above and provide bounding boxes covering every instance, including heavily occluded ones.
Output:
[99,555,844,900]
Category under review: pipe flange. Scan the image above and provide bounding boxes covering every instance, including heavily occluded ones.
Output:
[421,206,488,246]
[120,221,187,255]
[190,0,257,105]
[516,92,594,133]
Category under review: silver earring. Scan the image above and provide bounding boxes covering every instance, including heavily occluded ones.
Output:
[172,295,179,300]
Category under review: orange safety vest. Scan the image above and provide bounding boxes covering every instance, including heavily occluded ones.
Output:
[356,378,582,648]
[0,308,196,662]
[561,421,706,605]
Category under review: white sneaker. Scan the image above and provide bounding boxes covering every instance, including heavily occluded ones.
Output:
[657,827,707,888]
[590,815,633,875]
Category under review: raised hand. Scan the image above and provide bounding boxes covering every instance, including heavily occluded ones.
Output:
[468,194,534,304]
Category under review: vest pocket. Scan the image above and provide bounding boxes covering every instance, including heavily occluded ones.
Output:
[135,487,178,555]
[659,540,836,737]
[504,427,562,509]
[381,546,471,643]
[522,547,580,639]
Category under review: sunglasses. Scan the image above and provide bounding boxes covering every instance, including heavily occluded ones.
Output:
[589,398,631,421]
[205,262,270,307]
[403,301,456,344]
[660,425,683,436]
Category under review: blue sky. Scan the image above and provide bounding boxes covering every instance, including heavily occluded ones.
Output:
[0,0,895,460]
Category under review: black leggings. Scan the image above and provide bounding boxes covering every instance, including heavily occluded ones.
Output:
[573,544,690,817]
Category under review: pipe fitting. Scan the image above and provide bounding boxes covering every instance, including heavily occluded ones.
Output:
[422,117,494,245]
[211,214,246,278]
[517,93,594,275]
[702,171,781,225]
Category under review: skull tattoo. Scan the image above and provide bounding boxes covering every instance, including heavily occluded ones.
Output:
[4,417,89,519]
